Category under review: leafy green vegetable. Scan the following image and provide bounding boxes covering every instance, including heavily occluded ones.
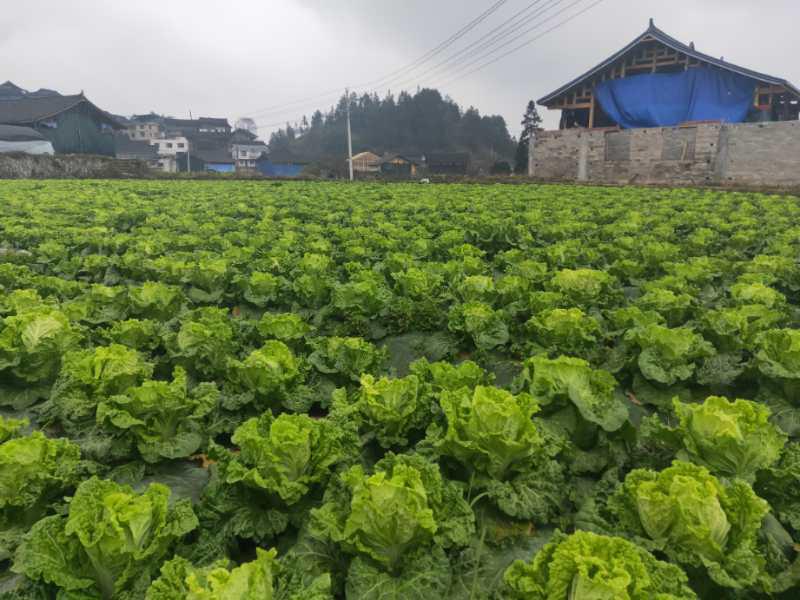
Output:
[49,344,154,434]
[331,373,431,448]
[0,307,77,387]
[668,396,786,481]
[435,385,543,479]
[96,367,219,462]
[609,461,769,588]
[146,547,332,600]
[310,453,474,572]
[503,530,697,599]
[308,337,387,382]
[626,324,714,385]
[517,355,628,432]
[14,477,197,599]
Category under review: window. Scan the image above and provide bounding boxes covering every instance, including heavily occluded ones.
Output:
[166,143,173,149]
[178,143,185,148]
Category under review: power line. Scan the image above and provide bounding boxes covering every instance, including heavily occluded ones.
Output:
[254,0,607,133]
[380,0,565,92]
[435,0,594,86]
[244,0,509,119]
[354,0,510,90]
[441,0,608,86]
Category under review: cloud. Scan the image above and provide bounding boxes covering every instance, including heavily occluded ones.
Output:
[0,0,797,135]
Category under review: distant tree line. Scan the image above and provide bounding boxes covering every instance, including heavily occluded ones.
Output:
[269,88,517,168]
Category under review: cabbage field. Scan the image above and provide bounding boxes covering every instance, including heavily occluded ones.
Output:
[1,179,800,599]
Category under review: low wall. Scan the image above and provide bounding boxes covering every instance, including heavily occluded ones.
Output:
[0,153,151,179]
[531,121,800,188]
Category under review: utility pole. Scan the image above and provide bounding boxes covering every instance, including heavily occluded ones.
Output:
[187,110,192,173]
[345,88,354,182]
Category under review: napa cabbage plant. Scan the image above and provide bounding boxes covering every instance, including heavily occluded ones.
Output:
[48,344,154,435]
[430,385,569,522]
[648,396,786,482]
[0,306,78,396]
[503,530,697,600]
[14,477,197,599]
[257,312,312,342]
[310,453,473,597]
[526,308,601,358]
[609,461,769,588]
[448,301,509,350]
[0,430,82,560]
[128,281,184,320]
[96,367,219,462]
[755,329,800,380]
[200,412,346,545]
[308,336,387,383]
[517,355,628,433]
[549,268,616,306]
[625,324,714,385]
[330,373,431,448]
[145,547,332,600]
[165,307,236,378]
[229,341,301,407]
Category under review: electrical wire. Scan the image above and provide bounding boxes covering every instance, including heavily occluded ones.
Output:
[245,0,509,119]
[380,0,565,92]
[440,0,607,87]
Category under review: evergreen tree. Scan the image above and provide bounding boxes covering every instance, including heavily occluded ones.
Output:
[269,88,516,166]
[514,100,544,174]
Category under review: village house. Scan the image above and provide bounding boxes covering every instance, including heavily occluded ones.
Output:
[351,151,381,173]
[530,20,800,187]
[379,154,419,177]
[539,19,800,129]
[231,139,268,171]
[113,134,160,169]
[125,114,164,141]
[0,124,54,155]
[0,88,122,155]
[426,152,471,175]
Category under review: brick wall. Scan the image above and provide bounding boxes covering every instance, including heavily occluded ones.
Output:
[531,121,800,187]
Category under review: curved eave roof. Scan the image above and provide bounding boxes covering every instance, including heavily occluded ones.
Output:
[539,22,800,105]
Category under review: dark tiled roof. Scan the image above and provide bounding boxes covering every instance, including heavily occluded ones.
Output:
[0,124,45,142]
[114,135,158,160]
[27,88,61,98]
[194,148,235,164]
[0,81,26,100]
[0,94,123,128]
[163,117,231,130]
[379,153,419,165]
[426,152,470,166]
[539,21,800,105]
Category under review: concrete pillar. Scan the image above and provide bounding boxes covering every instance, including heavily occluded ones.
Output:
[527,133,536,178]
[577,135,589,182]
[713,125,730,184]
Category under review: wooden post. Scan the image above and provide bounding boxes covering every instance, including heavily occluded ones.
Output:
[588,94,596,129]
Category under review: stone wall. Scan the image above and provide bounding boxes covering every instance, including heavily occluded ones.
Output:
[0,153,152,179]
[531,121,800,188]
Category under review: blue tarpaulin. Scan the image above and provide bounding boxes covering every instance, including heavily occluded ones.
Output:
[256,160,305,178]
[595,68,756,129]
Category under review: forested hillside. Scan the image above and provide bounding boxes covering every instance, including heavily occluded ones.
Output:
[268,88,516,170]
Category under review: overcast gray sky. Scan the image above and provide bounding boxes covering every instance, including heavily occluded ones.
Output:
[2,0,798,134]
